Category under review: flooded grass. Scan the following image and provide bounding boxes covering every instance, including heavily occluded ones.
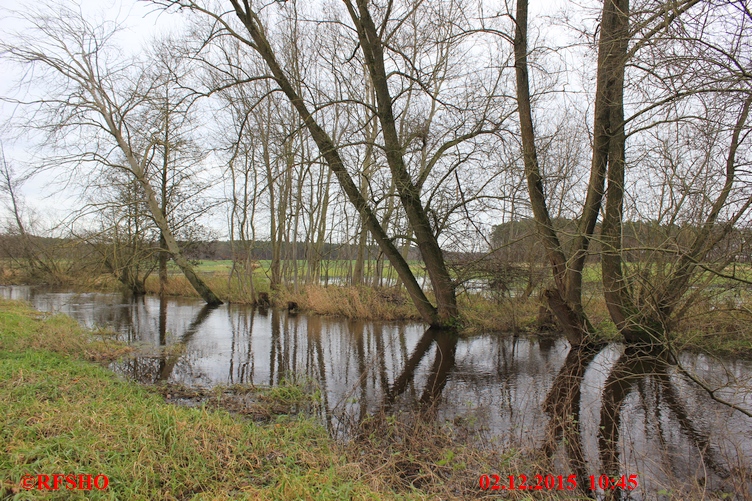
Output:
[0,298,132,362]
[341,409,527,500]
[151,380,322,423]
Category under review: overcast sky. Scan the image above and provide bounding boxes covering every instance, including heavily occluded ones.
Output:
[0,0,573,235]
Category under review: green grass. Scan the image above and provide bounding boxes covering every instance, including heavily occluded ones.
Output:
[0,299,414,500]
[0,298,591,500]
[192,259,234,274]
[580,263,602,284]
[5,296,742,499]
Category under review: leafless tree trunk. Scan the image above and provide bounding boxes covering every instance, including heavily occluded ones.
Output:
[341,0,458,322]
[599,0,752,343]
[0,8,222,304]
[176,1,438,324]
[513,0,725,345]
[0,147,40,275]
[514,0,600,345]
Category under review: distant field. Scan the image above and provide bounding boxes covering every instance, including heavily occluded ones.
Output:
[179,259,429,281]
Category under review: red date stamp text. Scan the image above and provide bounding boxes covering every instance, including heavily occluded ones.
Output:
[478,474,638,492]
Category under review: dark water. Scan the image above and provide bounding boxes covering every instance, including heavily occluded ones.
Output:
[3,285,751,499]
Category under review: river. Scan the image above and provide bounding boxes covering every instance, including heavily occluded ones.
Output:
[2,285,750,499]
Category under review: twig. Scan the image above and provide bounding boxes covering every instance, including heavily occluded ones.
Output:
[670,350,752,419]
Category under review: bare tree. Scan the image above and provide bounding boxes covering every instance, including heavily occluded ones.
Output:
[511,0,743,344]
[0,144,66,281]
[600,1,752,342]
[153,0,511,327]
[514,0,610,344]
[0,145,38,273]
[144,39,217,297]
[0,5,222,304]
[84,174,158,294]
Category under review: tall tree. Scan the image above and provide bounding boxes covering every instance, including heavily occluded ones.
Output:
[599,1,752,342]
[155,0,510,327]
[1,5,222,304]
[513,0,717,344]
[514,0,607,344]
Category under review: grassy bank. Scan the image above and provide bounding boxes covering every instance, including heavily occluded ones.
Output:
[0,299,408,500]
[2,299,588,500]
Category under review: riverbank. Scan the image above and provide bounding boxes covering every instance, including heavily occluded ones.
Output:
[2,298,748,499]
[3,256,752,357]
[149,274,752,357]
[1,298,573,500]
[0,299,400,499]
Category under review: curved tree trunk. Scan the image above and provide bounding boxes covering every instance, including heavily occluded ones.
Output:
[229,3,443,326]
[596,0,654,343]
[108,121,223,306]
[346,0,458,324]
[598,0,747,344]
[514,0,596,345]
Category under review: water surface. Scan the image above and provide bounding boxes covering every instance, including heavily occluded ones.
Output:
[3,286,750,499]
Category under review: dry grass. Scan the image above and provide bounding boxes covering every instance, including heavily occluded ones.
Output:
[582,294,621,341]
[0,263,29,284]
[0,260,128,295]
[143,274,265,305]
[144,274,197,297]
[276,285,422,321]
[458,294,541,333]
[341,408,587,500]
[671,296,752,356]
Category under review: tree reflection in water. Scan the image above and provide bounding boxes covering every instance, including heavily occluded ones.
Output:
[2,286,750,498]
[542,344,600,497]
[385,328,459,408]
[596,347,733,498]
[540,344,744,499]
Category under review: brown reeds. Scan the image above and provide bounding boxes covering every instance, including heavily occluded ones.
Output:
[341,407,578,500]
[458,294,540,333]
[276,284,421,321]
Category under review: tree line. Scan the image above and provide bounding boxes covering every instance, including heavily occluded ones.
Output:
[1,0,750,346]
